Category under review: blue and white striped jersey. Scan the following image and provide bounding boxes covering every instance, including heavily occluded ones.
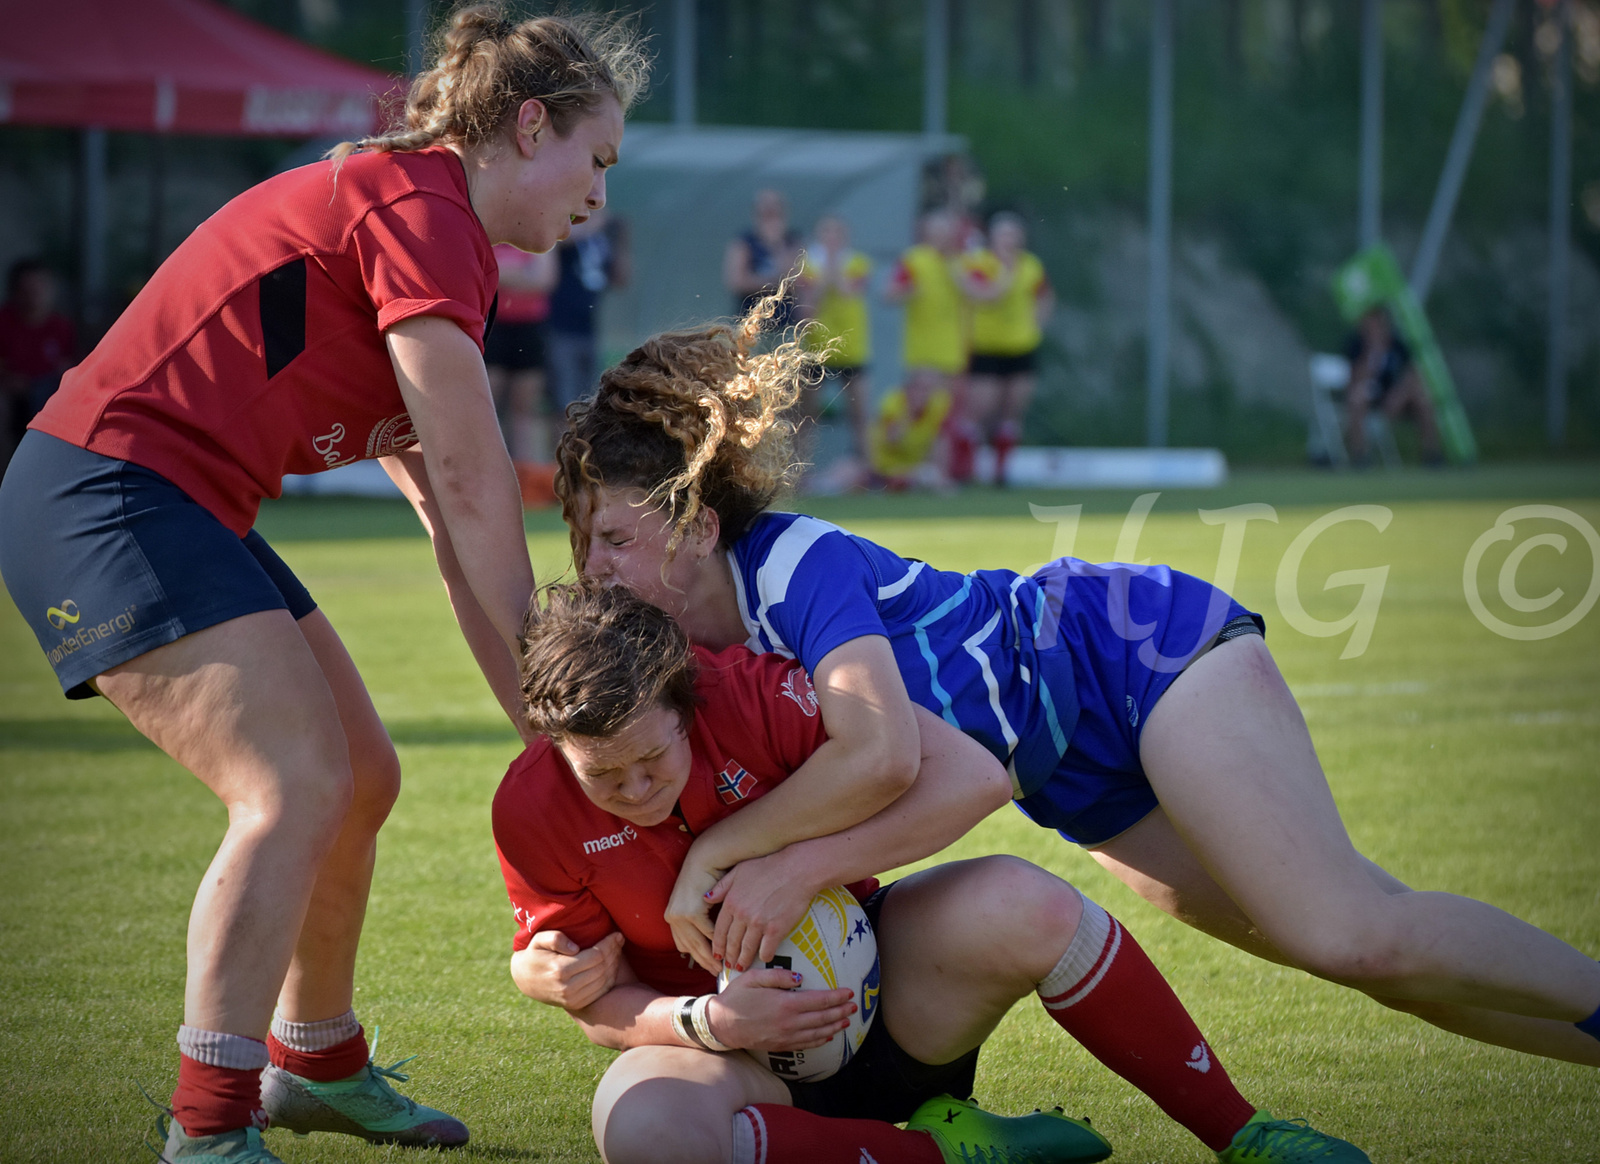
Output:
[729,511,1080,796]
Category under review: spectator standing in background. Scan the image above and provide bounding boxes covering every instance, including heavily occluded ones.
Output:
[961,212,1053,484]
[1344,307,1443,467]
[485,242,557,461]
[0,258,75,469]
[725,188,802,327]
[798,215,872,469]
[884,210,969,478]
[547,209,629,426]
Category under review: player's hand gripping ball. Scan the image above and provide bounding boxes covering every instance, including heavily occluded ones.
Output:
[718,886,880,1082]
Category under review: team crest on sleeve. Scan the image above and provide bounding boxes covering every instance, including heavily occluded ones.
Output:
[715,760,758,804]
[778,667,819,717]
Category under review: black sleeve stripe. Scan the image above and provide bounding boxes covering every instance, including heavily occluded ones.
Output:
[484,291,499,342]
[259,258,307,380]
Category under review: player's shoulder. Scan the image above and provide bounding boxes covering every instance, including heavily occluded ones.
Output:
[493,736,580,835]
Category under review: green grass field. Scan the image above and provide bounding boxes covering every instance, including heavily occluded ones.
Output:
[2,465,1598,1162]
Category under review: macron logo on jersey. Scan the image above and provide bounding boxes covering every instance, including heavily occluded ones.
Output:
[582,824,639,855]
[778,667,819,717]
[716,761,758,804]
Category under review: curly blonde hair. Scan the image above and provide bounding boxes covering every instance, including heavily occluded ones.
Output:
[555,283,830,571]
[330,3,649,164]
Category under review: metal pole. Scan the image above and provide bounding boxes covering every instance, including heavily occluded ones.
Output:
[924,0,949,138]
[406,0,427,77]
[1408,0,1514,302]
[1358,0,1383,249]
[80,127,108,337]
[1146,0,1173,448]
[1548,0,1572,447]
[674,0,696,128]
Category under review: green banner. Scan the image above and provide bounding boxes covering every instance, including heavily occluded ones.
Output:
[1331,244,1477,464]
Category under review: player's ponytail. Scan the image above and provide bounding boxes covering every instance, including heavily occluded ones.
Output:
[554,280,832,572]
[329,3,649,165]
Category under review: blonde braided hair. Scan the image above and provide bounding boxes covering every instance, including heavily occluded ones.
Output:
[329,3,649,165]
[555,281,832,571]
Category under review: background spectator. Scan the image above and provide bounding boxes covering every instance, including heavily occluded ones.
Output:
[546,210,630,427]
[0,258,75,471]
[1344,306,1443,467]
[485,242,558,463]
[884,210,970,478]
[724,188,802,326]
[869,375,954,491]
[798,214,873,472]
[961,212,1054,484]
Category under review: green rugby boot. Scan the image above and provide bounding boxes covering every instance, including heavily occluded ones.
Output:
[905,1094,1113,1164]
[1217,1111,1370,1164]
[260,1051,468,1148]
[156,1114,284,1163]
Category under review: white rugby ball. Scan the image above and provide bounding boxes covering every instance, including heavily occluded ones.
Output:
[717,885,880,1082]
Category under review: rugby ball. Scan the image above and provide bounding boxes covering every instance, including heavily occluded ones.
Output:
[717,885,880,1082]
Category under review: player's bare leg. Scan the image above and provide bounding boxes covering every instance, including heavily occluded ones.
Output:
[96,610,353,1041]
[1092,805,1600,1064]
[275,609,400,1023]
[591,1044,788,1164]
[1126,634,1600,1060]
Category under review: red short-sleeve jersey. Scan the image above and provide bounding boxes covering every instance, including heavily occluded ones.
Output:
[493,645,876,998]
[30,148,496,535]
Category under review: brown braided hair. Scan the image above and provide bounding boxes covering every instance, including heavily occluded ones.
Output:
[520,582,699,741]
[555,281,833,571]
[329,3,649,165]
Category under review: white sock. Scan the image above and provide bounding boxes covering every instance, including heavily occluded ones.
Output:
[270,1008,361,1052]
[731,1105,767,1164]
[1036,893,1115,1008]
[176,1026,269,1070]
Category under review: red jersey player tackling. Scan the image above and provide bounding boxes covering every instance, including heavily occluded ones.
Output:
[495,584,1369,1164]
[0,9,646,1163]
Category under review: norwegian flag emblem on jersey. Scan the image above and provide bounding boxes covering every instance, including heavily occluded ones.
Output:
[716,761,757,804]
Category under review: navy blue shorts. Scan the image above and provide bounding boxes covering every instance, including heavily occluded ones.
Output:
[787,883,980,1123]
[0,431,316,699]
[1015,559,1264,846]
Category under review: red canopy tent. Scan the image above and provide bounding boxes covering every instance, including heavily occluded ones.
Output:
[0,0,403,137]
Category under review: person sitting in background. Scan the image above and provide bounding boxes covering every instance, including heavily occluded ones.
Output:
[1343,306,1442,467]
[960,213,1052,485]
[725,189,802,328]
[797,215,872,473]
[883,211,969,478]
[869,377,953,492]
[547,209,629,430]
[485,242,558,462]
[0,258,75,468]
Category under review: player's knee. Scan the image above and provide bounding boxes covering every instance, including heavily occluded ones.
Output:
[961,855,1081,969]
[1269,913,1410,986]
[596,1091,725,1164]
[347,737,401,830]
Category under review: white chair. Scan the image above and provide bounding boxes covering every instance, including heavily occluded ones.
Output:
[1307,352,1400,469]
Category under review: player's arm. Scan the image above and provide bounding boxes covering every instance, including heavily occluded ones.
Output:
[1034,273,1056,327]
[881,259,913,304]
[711,706,1010,970]
[381,447,531,739]
[664,636,918,970]
[566,958,854,1054]
[510,929,626,1011]
[386,315,534,655]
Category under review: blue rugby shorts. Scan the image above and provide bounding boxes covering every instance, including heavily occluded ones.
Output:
[0,431,316,699]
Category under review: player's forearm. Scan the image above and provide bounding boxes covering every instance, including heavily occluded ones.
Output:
[769,709,1011,890]
[569,985,686,1051]
[383,452,529,735]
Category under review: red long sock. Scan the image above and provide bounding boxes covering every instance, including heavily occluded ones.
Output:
[170,1054,269,1137]
[1038,900,1256,1151]
[267,1029,370,1082]
[734,1104,942,1164]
